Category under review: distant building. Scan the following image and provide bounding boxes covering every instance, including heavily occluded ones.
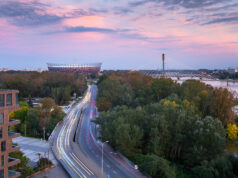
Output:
[227,67,238,74]
[0,90,21,178]
[0,68,46,73]
[47,63,102,74]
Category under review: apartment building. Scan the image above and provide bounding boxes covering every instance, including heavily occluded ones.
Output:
[0,90,21,178]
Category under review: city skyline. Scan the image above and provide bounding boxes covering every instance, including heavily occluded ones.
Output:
[0,0,238,70]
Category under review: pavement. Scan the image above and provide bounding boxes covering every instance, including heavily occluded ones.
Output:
[13,136,58,167]
[31,164,69,178]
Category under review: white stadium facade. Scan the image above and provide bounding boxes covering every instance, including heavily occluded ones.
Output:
[47,63,102,73]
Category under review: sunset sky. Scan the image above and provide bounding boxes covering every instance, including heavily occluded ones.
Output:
[0,0,238,70]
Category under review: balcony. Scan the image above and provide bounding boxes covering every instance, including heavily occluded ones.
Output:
[10,144,20,153]
[9,119,20,126]
[6,105,20,112]
[8,157,20,167]
[8,131,20,139]
[8,170,20,178]
[0,105,20,113]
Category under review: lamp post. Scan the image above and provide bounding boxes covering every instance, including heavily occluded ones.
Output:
[24,122,26,136]
[101,141,109,176]
[43,127,45,141]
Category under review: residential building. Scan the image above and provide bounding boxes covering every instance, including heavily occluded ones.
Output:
[0,90,21,178]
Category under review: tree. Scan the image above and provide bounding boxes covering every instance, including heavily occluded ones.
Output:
[52,86,71,105]
[47,105,65,133]
[211,88,236,127]
[98,78,133,107]
[97,97,112,111]
[209,156,235,178]
[10,106,29,133]
[96,72,238,177]
[9,151,34,178]
[25,108,40,137]
[227,124,238,140]
[114,123,143,158]
[0,71,87,104]
[151,78,178,101]
[5,76,29,98]
[140,155,176,178]
[39,98,54,135]
[183,116,226,167]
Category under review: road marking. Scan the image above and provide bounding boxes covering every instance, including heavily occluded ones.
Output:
[70,152,94,175]
[113,170,117,174]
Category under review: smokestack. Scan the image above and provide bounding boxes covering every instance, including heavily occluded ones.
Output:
[162,53,165,76]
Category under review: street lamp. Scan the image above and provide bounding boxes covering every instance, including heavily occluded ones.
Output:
[101,141,109,176]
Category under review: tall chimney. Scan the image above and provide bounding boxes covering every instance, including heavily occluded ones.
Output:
[162,53,165,76]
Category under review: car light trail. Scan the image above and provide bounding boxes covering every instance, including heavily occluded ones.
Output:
[56,86,94,178]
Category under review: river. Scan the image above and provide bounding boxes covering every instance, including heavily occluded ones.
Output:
[171,77,238,97]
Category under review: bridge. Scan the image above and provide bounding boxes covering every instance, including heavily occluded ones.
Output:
[139,70,238,83]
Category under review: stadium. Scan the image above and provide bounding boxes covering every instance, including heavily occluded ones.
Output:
[47,63,102,73]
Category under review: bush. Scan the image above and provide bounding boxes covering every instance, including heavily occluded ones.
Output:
[38,158,53,169]
[9,151,34,178]
[140,155,176,178]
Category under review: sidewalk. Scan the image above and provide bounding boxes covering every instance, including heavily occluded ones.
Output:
[13,136,57,167]
[31,164,69,178]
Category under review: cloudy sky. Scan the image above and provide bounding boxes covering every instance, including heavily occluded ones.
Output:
[0,0,238,70]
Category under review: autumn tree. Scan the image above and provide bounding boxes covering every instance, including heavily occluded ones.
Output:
[227,124,238,140]
[39,98,54,139]
[211,88,236,126]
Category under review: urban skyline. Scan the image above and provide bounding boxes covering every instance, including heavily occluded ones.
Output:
[0,0,238,70]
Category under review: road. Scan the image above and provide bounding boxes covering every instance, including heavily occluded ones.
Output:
[53,85,144,178]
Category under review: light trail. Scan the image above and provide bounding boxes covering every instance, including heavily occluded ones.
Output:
[56,86,94,178]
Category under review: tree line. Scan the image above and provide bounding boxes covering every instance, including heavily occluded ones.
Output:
[214,71,238,80]
[95,71,238,178]
[10,99,65,139]
[0,71,87,105]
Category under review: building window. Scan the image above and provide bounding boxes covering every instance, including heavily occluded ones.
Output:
[16,93,18,105]
[0,114,3,124]
[0,128,2,139]
[1,155,3,167]
[1,141,6,152]
[0,95,4,107]
[0,169,3,177]
[6,94,12,106]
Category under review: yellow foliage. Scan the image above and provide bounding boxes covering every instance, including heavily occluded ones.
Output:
[163,100,171,106]
[163,100,178,107]
[9,111,15,118]
[20,106,29,112]
[227,124,238,140]
[183,99,190,109]
[172,101,177,107]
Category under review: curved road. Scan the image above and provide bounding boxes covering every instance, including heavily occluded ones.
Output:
[53,85,144,178]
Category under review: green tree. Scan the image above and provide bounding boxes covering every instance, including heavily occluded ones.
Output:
[114,123,143,158]
[183,116,226,167]
[47,105,65,134]
[52,86,71,105]
[140,155,176,178]
[39,98,54,135]
[25,108,40,137]
[97,97,112,112]
[9,151,34,178]
[151,78,178,101]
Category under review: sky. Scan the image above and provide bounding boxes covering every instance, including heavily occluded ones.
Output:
[0,0,238,70]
